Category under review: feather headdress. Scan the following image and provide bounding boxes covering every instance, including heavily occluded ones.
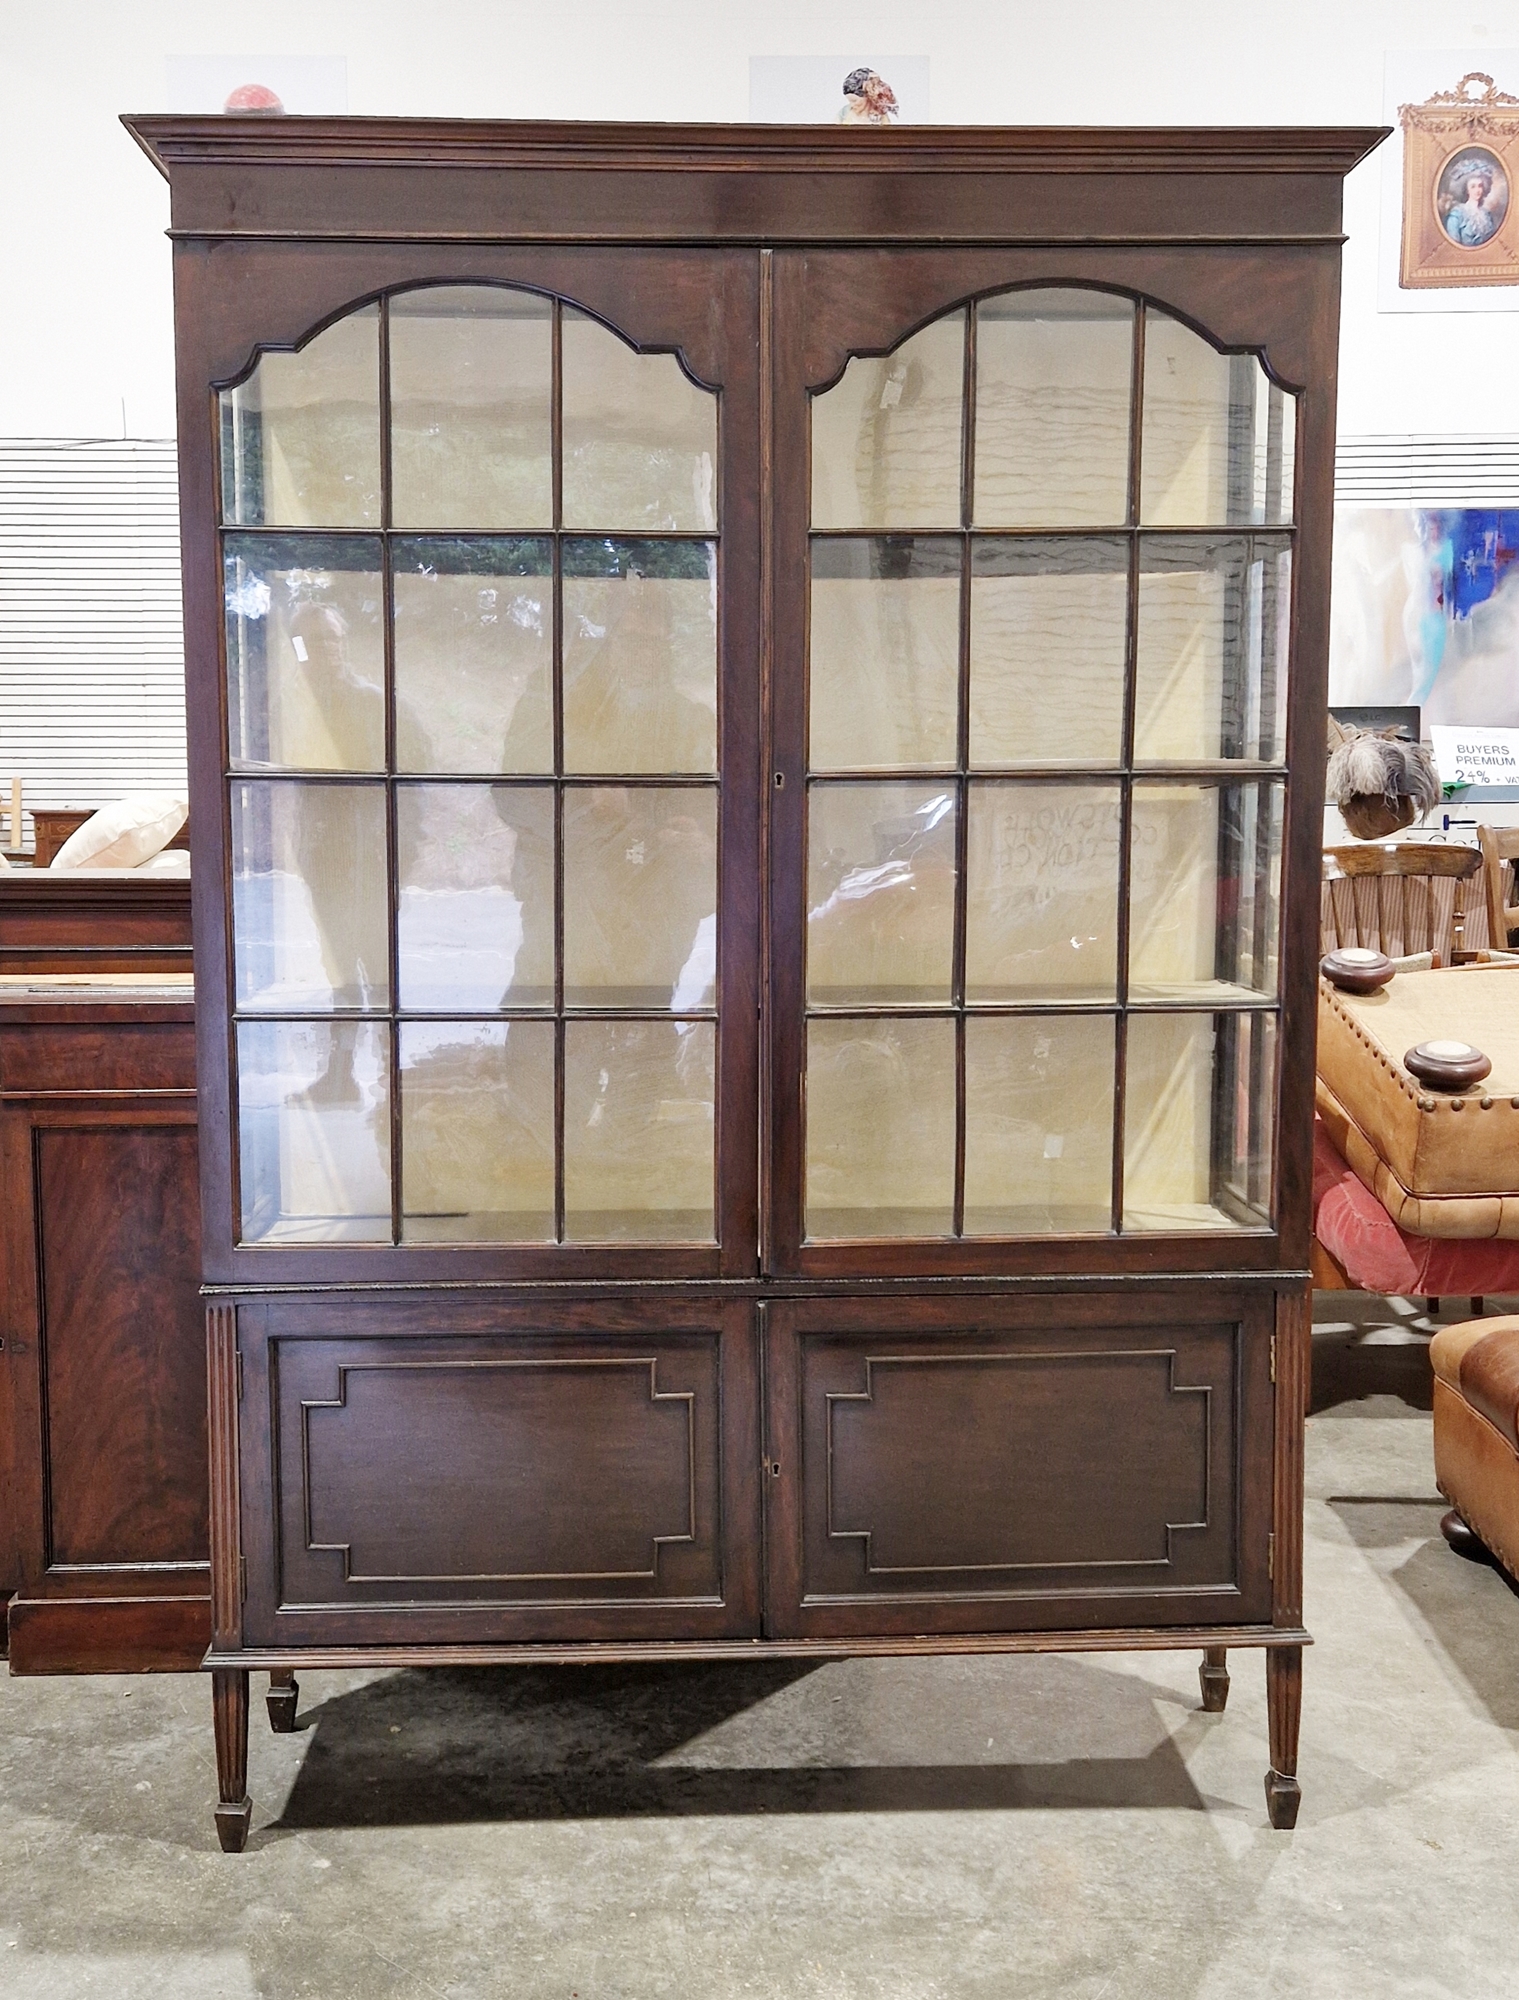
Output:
[1325,715,1440,841]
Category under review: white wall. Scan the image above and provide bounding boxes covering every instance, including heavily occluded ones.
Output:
[2,0,1517,443]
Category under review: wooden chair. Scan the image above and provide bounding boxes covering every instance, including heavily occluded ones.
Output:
[1321,842,1488,963]
[1479,824,1519,953]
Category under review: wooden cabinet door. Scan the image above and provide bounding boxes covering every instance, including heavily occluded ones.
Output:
[764,248,1317,1280]
[0,1048,209,1671]
[187,248,761,1289]
[231,1294,762,1647]
[761,1288,1274,1640]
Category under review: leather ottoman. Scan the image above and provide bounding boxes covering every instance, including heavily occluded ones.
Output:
[1431,1315,1519,1580]
[1318,966,1519,1239]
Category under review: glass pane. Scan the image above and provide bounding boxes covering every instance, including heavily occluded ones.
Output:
[1141,315,1293,527]
[562,786,718,1009]
[1123,1011,1274,1231]
[561,310,716,532]
[563,1019,714,1241]
[400,1019,554,1241]
[563,540,717,775]
[397,784,554,1011]
[1134,537,1291,764]
[809,538,960,772]
[963,1015,1115,1235]
[1129,782,1282,1003]
[237,1019,390,1243]
[220,307,380,528]
[393,538,554,774]
[805,1017,955,1238]
[231,782,389,1012]
[807,781,956,1006]
[389,287,552,530]
[1277,397,1296,525]
[811,314,964,531]
[974,289,1132,528]
[1220,1008,1276,1222]
[225,535,385,773]
[969,539,1127,768]
[965,783,1120,1002]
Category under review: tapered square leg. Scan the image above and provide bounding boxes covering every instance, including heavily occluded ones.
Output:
[266,1667,300,1734]
[1264,1645,1302,1829]
[1198,1646,1230,1713]
[212,1668,252,1853]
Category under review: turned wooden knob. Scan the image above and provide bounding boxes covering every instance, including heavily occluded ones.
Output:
[1404,1039,1492,1091]
[1320,948,1395,995]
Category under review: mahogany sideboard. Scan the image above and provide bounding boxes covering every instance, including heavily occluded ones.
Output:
[127,113,1385,1849]
[0,872,207,1671]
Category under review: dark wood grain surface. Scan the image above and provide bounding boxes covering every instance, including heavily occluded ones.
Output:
[0,988,207,1672]
[0,872,191,976]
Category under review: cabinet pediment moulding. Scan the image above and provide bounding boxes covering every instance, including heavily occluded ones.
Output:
[128,118,1383,399]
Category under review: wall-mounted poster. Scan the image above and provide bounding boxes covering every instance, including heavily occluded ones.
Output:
[1401,72,1519,288]
[1379,50,1519,313]
[1329,509,1519,726]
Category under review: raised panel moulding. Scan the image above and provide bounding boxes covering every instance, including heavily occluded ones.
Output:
[301,1357,696,1583]
[825,1348,1212,1575]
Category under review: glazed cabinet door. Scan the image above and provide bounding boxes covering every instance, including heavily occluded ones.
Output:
[761,1289,1275,1639]
[187,250,759,1286]
[229,1295,762,1646]
[766,252,1309,1278]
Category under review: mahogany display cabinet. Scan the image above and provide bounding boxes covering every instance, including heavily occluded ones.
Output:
[128,113,1384,1850]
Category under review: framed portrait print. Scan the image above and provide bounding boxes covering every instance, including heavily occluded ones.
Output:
[1401,72,1519,288]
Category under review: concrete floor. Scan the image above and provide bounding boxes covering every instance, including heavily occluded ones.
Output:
[3,1296,1518,2000]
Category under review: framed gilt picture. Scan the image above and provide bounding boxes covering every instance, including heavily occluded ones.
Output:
[1400,72,1519,288]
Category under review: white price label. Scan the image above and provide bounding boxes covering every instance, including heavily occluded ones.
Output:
[1430,725,1519,788]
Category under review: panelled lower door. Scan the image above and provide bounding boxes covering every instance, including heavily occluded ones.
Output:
[236,1295,761,1646]
[762,1290,1274,1639]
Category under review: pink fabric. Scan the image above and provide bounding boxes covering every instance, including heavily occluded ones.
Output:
[1313,1117,1519,1296]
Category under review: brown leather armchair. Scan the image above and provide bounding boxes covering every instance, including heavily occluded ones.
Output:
[1431,1315,1519,1579]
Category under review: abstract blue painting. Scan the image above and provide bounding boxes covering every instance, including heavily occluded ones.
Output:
[1330,508,1519,726]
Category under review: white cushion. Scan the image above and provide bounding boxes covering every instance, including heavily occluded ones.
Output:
[133,848,191,876]
[51,794,188,871]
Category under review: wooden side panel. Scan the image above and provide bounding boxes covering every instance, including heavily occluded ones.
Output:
[0,875,192,978]
[0,1023,197,1094]
[764,1291,1274,1639]
[238,1298,762,1647]
[0,1002,208,1673]
[36,1125,206,1566]
[6,1595,209,1675]
[207,1303,242,1654]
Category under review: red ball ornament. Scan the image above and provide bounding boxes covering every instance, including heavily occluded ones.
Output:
[223,84,285,115]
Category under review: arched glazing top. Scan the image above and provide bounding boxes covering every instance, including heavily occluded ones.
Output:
[219,284,717,534]
[811,287,1295,533]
